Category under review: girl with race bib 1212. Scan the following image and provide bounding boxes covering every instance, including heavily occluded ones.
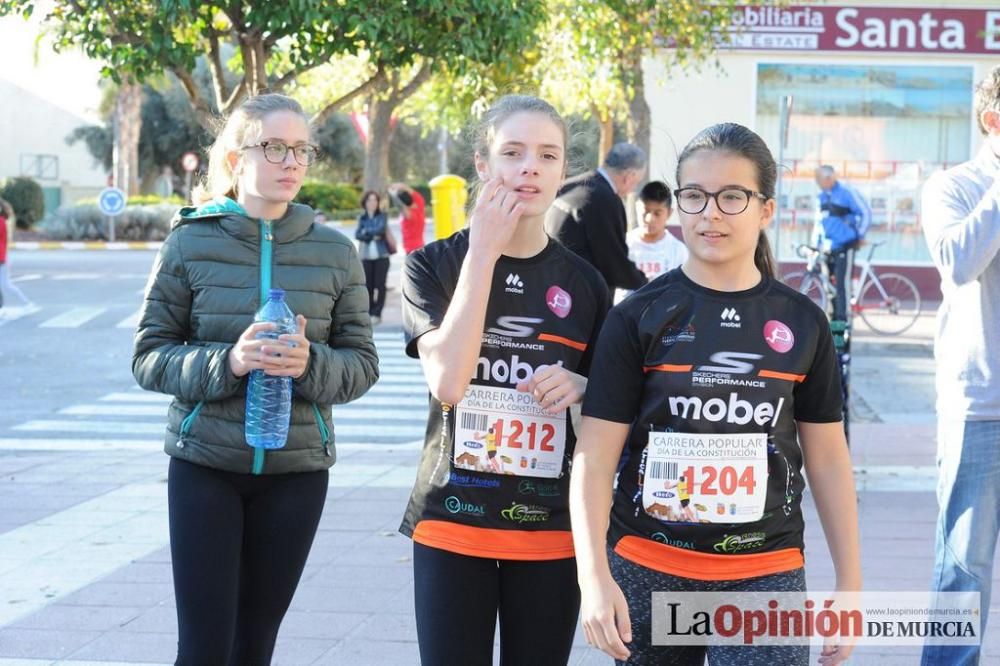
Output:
[400,95,610,665]
[570,123,861,666]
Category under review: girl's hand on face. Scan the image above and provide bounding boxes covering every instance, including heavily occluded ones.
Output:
[228,315,311,379]
[579,572,632,661]
[468,176,524,260]
[516,366,587,415]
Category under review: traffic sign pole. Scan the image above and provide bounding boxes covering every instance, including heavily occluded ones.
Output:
[97,187,128,242]
[181,152,200,203]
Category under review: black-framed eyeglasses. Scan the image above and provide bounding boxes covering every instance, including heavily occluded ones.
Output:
[242,141,319,166]
[673,186,769,215]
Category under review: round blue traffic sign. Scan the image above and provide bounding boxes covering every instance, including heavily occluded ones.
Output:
[98,187,128,216]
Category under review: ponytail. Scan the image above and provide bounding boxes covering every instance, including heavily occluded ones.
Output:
[754,230,777,279]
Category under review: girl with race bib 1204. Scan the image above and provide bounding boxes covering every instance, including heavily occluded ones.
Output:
[400,95,609,665]
[570,123,861,666]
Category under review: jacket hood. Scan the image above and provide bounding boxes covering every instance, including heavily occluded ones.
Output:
[169,197,316,244]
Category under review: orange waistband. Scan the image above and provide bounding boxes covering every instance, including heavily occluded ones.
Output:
[614,535,803,581]
[413,520,575,561]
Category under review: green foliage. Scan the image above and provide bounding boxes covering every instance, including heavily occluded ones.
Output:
[297,182,363,213]
[1,1,547,126]
[67,76,214,183]
[74,194,186,207]
[310,113,364,185]
[0,177,45,228]
[38,203,176,241]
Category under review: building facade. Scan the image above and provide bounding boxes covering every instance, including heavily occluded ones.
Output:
[0,13,106,216]
[646,1,1000,297]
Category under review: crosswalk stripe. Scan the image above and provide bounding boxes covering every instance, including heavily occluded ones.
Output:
[0,304,41,324]
[38,307,106,328]
[0,438,158,451]
[100,391,173,403]
[60,404,168,417]
[0,437,423,452]
[97,390,428,408]
[14,420,165,434]
[367,385,427,397]
[375,374,424,383]
[51,273,102,280]
[116,309,142,329]
[349,395,427,407]
[13,419,424,438]
[11,273,42,282]
[330,406,425,423]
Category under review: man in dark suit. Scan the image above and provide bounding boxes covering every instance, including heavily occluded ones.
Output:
[544,143,648,293]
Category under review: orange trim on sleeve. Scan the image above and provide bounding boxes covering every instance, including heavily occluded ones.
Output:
[644,364,693,374]
[413,520,575,561]
[758,369,807,383]
[614,536,803,581]
[537,333,588,351]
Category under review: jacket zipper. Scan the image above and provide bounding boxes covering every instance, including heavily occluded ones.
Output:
[252,219,274,476]
[177,401,205,449]
[311,403,332,457]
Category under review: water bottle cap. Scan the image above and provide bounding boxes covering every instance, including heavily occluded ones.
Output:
[268,288,285,300]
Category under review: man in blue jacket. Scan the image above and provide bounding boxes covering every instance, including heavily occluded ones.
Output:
[815,166,871,321]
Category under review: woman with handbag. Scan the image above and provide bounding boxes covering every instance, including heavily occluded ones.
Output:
[356,190,393,325]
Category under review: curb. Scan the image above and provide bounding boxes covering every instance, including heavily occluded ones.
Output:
[13,241,164,251]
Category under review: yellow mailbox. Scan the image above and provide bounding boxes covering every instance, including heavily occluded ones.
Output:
[429,174,468,239]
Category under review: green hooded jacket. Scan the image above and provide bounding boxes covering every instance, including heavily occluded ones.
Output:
[132,197,379,474]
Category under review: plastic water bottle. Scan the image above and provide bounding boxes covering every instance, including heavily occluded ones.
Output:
[245,288,297,449]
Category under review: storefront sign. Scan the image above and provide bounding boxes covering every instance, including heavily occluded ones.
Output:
[725,6,1000,54]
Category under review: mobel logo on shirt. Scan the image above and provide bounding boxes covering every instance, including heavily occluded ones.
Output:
[720,308,742,329]
[667,392,785,427]
[475,354,564,385]
[505,273,525,294]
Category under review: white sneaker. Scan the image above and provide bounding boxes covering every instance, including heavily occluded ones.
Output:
[371,316,382,326]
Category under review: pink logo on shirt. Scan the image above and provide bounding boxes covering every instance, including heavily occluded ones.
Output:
[763,320,795,353]
[546,286,572,319]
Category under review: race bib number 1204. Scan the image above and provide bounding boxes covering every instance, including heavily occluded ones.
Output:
[641,432,768,524]
[454,386,566,479]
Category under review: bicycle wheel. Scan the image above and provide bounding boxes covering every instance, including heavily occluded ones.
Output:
[783,271,827,313]
[856,272,921,335]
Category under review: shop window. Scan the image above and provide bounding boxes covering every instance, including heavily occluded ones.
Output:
[756,64,974,264]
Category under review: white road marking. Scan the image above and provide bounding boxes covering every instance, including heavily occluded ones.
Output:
[38,306,106,328]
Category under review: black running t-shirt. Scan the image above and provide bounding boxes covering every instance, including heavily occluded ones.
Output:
[583,269,842,580]
[400,230,609,560]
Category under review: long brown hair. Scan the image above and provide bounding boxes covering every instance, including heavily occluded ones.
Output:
[675,123,778,279]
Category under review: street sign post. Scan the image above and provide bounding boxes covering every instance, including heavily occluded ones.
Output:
[181,152,200,202]
[97,186,127,242]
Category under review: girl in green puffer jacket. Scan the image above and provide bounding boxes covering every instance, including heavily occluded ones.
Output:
[133,93,378,664]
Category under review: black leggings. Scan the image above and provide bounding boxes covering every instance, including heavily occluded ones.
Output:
[413,542,581,666]
[167,458,328,666]
[362,257,390,317]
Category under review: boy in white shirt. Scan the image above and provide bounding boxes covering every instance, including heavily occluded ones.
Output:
[616,180,689,303]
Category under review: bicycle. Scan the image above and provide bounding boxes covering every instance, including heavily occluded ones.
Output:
[783,240,922,335]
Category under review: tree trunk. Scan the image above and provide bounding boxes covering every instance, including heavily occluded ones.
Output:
[361,63,433,192]
[596,109,614,163]
[363,94,396,193]
[626,54,651,181]
[113,82,143,196]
